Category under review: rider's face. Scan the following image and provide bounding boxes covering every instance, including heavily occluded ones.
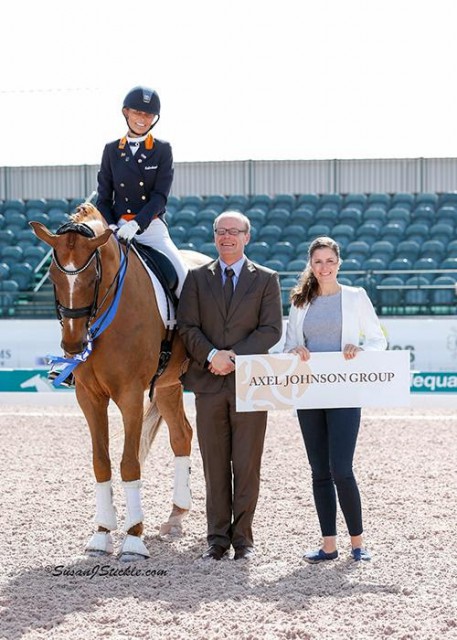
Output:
[123,108,156,136]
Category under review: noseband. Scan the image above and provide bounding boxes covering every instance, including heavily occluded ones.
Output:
[52,222,102,322]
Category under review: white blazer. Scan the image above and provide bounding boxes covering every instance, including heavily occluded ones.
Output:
[284,285,387,353]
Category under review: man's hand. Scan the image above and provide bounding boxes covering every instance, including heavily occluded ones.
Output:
[209,350,236,375]
[117,220,140,241]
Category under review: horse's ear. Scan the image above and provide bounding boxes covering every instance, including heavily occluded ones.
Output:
[29,221,59,247]
[90,228,113,249]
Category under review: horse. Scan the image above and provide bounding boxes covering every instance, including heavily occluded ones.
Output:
[30,203,207,561]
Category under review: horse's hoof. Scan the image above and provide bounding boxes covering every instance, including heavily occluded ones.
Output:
[159,522,183,540]
[85,531,114,556]
[118,533,150,561]
[118,552,149,563]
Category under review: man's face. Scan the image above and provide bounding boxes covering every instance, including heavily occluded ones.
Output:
[214,215,250,265]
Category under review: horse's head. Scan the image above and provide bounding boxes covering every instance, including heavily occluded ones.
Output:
[30,218,113,355]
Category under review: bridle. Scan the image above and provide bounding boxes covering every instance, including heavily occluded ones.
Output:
[52,222,103,324]
[52,222,129,335]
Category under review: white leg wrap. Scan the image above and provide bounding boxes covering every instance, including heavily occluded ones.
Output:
[173,456,192,510]
[122,480,144,532]
[119,534,150,559]
[85,532,114,555]
[94,481,117,531]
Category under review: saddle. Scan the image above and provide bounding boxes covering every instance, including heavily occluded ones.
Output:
[131,241,179,310]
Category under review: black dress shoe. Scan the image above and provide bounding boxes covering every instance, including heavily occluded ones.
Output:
[234,546,256,560]
[201,544,228,561]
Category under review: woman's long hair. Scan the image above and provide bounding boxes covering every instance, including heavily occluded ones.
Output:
[290,236,341,308]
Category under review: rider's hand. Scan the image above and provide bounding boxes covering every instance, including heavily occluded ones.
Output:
[117,220,140,241]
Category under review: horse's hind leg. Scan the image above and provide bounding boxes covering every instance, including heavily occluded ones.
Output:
[155,383,193,538]
[76,389,117,556]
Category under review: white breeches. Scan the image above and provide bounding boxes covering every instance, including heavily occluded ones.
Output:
[122,217,188,296]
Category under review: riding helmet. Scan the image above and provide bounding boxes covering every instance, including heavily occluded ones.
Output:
[123,86,161,115]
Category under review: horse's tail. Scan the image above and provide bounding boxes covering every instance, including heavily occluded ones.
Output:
[139,393,163,465]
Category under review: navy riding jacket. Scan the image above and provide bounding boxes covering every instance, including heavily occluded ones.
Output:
[96,136,174,232]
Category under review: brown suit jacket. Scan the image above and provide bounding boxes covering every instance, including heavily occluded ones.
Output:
[177,258,283,393]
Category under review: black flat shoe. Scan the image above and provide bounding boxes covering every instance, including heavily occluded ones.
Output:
[200,544,229,561]
[234,546,256,560]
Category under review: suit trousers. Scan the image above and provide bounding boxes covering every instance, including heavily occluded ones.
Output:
[195,382,267,549]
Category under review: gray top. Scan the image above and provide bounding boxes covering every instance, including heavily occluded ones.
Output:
[302,291,342,352]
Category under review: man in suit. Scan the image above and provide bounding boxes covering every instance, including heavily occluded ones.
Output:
[177,211,283,561]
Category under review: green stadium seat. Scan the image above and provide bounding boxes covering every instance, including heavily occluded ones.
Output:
[4,210,28,231]
[0,229,15,248]
[320,194,343,208]
[386,207,410,227]
[367,193,391,208]
[273,194,296,211]
[436,205,457,227]
[363,257,388,271]
[204,195,226,212]
[332,224,355,243]
[0,279,19,310]
[47,209,69,231]
[341,258,362,273]
[344,193,367,209]
[388,258,413,283]
[173,210,197,229]
[264,258,286,271]
[431,276,456,307]
[258,224,282,244]
[338,276,355,286]
[245,208,267,227]
[420,240,446,262]
[308,224,331,239]
[25,211,49,226]
[177,242,197,251]
[346,241,370,263]
[380,223,404,245]
[339,207,362,227]
[198,242,218,259]
[415,193,439,208]
[0,263,10,280]
[295,241,311,258]
[446,240,457,257]
[23,245,47,267]
[371,240,395,262]
[169,225,187,243]
[430,222,454,244]
[0,213,4,230]
[187,225,211,246]
[280,224,308,246]
[271,241,295,263]
[378,276,404,308]
[287,258,307,273]
[391,193,415,210]
[290,208,314,227]
[413,257,438,278]
[405,275,429,307]
[438,192,457,207]
[198,209,219,225]
[396,240,421,262]
[411,205,435,224]
[405,223,429,243]
[225,195,249,211]
[266,208,290,227]
[356,222,380,243]
[315,206,338,227]
[26,198,47,211]
[296,194,319,209]
[180,195,204,211]
[249,195,272,211]
[45,198,70,213]
[68,198,85,212]
[363,208,387,225]
[440,257,457,270]
[9,262,34,290]
[15,229,38,247]
[1,246,24,265]
[1,199,25,213]
[247,242,270,262]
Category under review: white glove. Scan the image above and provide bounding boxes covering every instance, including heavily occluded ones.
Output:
[108,224,118,232]
[117,220,140,241]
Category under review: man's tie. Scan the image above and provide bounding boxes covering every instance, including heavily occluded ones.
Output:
[223,267,235,311]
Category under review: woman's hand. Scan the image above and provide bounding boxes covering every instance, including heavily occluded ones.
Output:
[288,346,310,361]
[343,344,362,360]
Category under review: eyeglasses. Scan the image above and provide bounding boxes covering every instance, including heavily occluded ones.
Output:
[214,227,247,236]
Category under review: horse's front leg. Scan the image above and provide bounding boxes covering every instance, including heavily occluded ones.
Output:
[76,388,116,557]
[155,383,193,538]
[118,393,150,561]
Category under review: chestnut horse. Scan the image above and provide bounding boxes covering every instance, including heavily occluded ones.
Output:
[30,203,206,561]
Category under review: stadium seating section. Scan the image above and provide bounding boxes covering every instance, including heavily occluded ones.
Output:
[1,193,456,317]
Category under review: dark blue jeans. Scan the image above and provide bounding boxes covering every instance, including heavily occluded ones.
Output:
[297,407,363,537]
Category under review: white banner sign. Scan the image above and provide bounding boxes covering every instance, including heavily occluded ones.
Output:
[235,351,411,411]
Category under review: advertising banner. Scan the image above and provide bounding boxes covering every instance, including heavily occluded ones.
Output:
[235,351,410,411]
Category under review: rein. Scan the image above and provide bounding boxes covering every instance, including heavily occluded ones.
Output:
[48,223,130,386]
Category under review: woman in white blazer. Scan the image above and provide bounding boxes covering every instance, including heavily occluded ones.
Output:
[284,236,386,564]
